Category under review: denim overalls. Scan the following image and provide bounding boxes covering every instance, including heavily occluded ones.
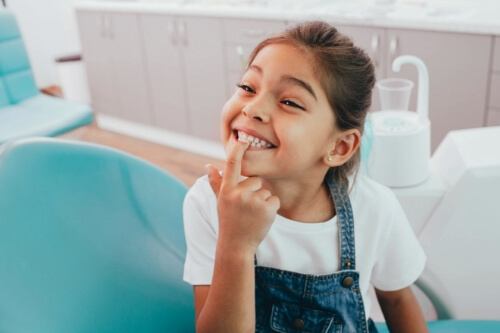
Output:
[254,170,378,333]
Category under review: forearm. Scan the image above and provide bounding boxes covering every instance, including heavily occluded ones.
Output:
[196,242,255,333]
[377,287,429,333]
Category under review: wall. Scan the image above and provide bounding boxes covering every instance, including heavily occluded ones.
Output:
[7,0,83,87]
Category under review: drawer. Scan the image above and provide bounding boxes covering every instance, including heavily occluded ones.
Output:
[486,109,500,126]
[489,73,500,108]
[494,37,500,72]
[225,43,255,72]
[223,18,286,45]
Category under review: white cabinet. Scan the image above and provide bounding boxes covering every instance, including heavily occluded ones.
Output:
[142,15,227,141]
[487,37,500,126]
[80,11,227,141]
[140,14,189,134]
[77,11,117,117]
[335,24,492,151]
[78,9,495,151]
[223,19,287,99]
[489,73,500,109]
[182,16,226,142]
[77,11,153,125]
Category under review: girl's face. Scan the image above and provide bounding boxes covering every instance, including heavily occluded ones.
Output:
[221,43,337,179]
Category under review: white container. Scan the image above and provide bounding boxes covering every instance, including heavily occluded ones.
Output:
[367,55,431,187]
[377,78,414,111]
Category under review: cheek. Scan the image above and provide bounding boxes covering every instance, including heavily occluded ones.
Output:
[220,98,239,140]
[277,122,327,158]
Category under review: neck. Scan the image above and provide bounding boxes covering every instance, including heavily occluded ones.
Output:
[261,169,335,223]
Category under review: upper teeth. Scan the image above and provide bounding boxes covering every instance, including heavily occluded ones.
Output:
[237,130,274,148]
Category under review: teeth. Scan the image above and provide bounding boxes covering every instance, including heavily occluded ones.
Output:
[237,130,274,149]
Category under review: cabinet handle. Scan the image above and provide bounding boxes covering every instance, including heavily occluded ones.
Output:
[236,45,247,71]
[389,36,399,63]
[243,29,265,38]
[371,34,379,68]
[178,20,188,46]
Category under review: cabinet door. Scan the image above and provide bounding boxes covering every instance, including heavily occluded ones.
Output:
[77,11,118,117]
[107,13,153,125]
[224,19,287,99]
[181,16,227,142]
[140,14,189,133]
[385,29,491,151]
[335,25,387,112]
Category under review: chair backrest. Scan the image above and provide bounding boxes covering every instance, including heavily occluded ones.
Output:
[419,126,500,320]
[0,9,38,107]
[0,138,195,333]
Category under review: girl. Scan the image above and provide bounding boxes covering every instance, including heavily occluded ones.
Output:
[183,21,428,333]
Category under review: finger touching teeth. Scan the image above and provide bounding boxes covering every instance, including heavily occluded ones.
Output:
[237,130,275,149]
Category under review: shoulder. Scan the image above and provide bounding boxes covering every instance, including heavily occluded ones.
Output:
[349,172,405,236]
[350,172,399,211]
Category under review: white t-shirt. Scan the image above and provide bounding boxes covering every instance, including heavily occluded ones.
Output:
[182,172,426,320]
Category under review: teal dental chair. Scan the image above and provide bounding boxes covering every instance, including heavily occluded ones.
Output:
[1,134,498,333]
[0,138,194,332]
[0,10,93,144]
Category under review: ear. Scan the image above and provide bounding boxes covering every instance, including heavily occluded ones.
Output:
[324,129,361,167]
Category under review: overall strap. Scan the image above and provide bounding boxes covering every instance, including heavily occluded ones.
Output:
[325,169,356,271]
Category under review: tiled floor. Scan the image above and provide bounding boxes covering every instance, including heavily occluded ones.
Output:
[62,122,225,187]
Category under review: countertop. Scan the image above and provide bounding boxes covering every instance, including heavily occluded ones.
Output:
[75,0,500,36]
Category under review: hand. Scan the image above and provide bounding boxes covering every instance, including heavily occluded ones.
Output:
[206,138,280,254]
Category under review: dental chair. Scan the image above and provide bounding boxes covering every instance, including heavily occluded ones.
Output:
[0,138,194,332]
[1,134,498,333]
[0,10,93,144]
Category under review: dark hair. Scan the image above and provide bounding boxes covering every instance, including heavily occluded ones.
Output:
[247,21,375,188]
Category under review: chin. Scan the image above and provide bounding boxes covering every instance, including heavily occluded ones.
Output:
[240,164,257,178]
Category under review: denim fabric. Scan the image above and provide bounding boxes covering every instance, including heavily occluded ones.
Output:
[255,169,378,333]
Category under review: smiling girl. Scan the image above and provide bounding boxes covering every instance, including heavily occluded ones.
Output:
[182,21,428,333]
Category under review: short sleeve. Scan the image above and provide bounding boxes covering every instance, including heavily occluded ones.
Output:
[370,192,427,291]
[182,178,218,285]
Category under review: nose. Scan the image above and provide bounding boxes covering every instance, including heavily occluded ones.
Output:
[242,100,271,122]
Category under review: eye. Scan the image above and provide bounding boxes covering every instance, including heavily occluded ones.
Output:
[236,83,255,94]
[281,99,305,111]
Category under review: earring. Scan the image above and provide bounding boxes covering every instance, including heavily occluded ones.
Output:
[327,154,333,162]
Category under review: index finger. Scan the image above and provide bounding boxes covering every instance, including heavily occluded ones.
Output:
[221,138,250,189]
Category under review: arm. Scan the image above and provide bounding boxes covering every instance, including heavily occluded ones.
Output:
[194,244,256,333]
[194,138,279,333]
[375,287,429,333]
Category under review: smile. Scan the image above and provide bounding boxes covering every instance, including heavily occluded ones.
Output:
[234,130,277,150]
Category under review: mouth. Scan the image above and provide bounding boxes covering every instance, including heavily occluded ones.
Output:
[232,130,277,151]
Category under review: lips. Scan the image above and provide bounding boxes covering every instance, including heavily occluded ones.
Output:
[232,127,277,149]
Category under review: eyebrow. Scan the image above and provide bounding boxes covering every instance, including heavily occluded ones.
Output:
[249,64,317,101]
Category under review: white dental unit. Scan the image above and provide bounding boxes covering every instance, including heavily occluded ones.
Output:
[366,55,500,321]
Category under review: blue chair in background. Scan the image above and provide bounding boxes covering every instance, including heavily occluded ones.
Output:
[0,10,93,144]
[0,138,194,333]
